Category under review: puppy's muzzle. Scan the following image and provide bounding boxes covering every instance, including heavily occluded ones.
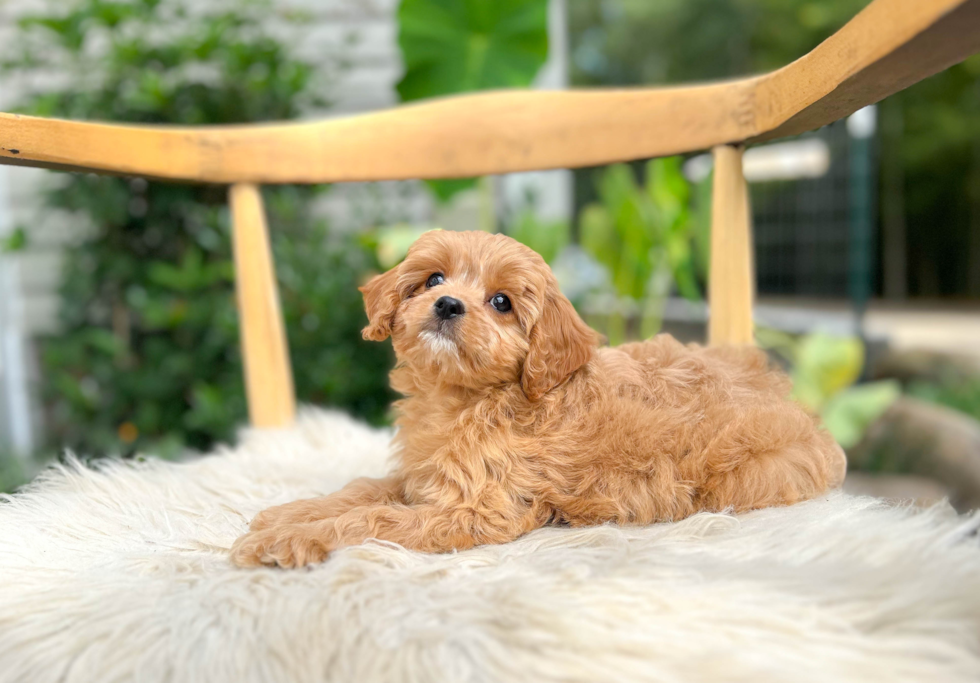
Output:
[433,296,465,321]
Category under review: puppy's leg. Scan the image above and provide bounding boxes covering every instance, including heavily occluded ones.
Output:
[248,476,402,531]
[231,500,545,568]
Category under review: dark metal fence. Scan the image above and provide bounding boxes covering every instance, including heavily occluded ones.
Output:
[752,121,873,301]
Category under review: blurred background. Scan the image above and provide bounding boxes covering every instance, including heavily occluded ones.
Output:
[0,0,978,509]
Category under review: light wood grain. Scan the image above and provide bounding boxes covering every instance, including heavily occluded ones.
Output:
[1,0,977,183]
[229,184,296,428]
[708,145,755,347]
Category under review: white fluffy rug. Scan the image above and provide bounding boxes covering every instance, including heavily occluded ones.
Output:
[2,409,980,683]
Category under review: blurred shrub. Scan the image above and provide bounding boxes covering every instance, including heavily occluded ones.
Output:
[506,211,570,265]
[569,0,869,87]
[4,0,394,457]
[908,378,980,424]
[0,449,28,493]
[1,228,28,254]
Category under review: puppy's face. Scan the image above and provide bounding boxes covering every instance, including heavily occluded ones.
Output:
[360,231,597,399]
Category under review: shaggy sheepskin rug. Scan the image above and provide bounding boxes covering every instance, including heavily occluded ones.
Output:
[1,409,980,683]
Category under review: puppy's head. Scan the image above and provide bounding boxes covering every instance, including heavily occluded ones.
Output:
[360,231,598,399]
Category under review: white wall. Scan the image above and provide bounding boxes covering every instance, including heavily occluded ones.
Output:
[0,166,40,456]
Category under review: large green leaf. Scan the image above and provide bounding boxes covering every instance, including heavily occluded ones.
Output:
[791,333,864,411]
[822,381,901,449]
[397,0,549,100]
[396,0,550,200]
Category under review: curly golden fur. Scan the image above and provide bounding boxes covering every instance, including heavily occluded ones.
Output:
[231,230,846,568]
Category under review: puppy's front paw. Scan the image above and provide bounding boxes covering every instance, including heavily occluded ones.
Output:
[248,500,332,531]
[248,506,287,532]
[230,524,333,568]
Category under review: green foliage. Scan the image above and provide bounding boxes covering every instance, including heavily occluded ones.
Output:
[908,377,980,423]
[790,334,865,412]
[11,0,327,122]
[820,382,901,451]
[506,211,570,264]
[0,450,28,494]
[760,330,901,449]
[396,0,550,201]
[569,0,980,298]
[579,158,707,343]
[5,0,393,457]
[396,0,549,100]
[893,57,980,296]
[0,228,28,254]
[569,0,867,87]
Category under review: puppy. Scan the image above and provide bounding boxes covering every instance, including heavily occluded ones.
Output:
[231,230,845,568]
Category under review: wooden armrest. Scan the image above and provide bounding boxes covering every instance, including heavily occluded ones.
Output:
[0,0,976,184]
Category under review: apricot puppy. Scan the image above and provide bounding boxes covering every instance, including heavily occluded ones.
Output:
[231,230,845,568]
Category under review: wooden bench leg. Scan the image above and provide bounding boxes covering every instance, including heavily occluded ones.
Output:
[229,183,296,428]
[708,144,755,346]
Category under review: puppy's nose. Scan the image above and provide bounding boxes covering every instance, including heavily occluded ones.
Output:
[433,296,465,320]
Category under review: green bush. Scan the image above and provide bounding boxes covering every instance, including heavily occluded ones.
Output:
[5,0,394,458]
[908,378,980,423]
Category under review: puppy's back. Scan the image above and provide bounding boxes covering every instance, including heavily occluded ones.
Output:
[612,334,791,400]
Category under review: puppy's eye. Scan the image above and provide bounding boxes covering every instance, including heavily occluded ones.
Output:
[426,273,445,288]
[490,293,511,312]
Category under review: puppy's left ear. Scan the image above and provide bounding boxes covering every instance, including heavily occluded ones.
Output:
[359,266,401,341]
[522,282,599,400]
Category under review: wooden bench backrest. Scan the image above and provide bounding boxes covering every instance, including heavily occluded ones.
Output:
[1,0,978,427]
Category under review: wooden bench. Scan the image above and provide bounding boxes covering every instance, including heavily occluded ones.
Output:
[1,0,978,429]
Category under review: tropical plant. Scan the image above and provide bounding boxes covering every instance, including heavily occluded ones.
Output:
[578,157,708,344]
[3,0,394,459]
[395,0,551,202]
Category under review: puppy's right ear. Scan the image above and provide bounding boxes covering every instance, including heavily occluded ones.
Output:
[521,281,599,401]
[359,266,401,341]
